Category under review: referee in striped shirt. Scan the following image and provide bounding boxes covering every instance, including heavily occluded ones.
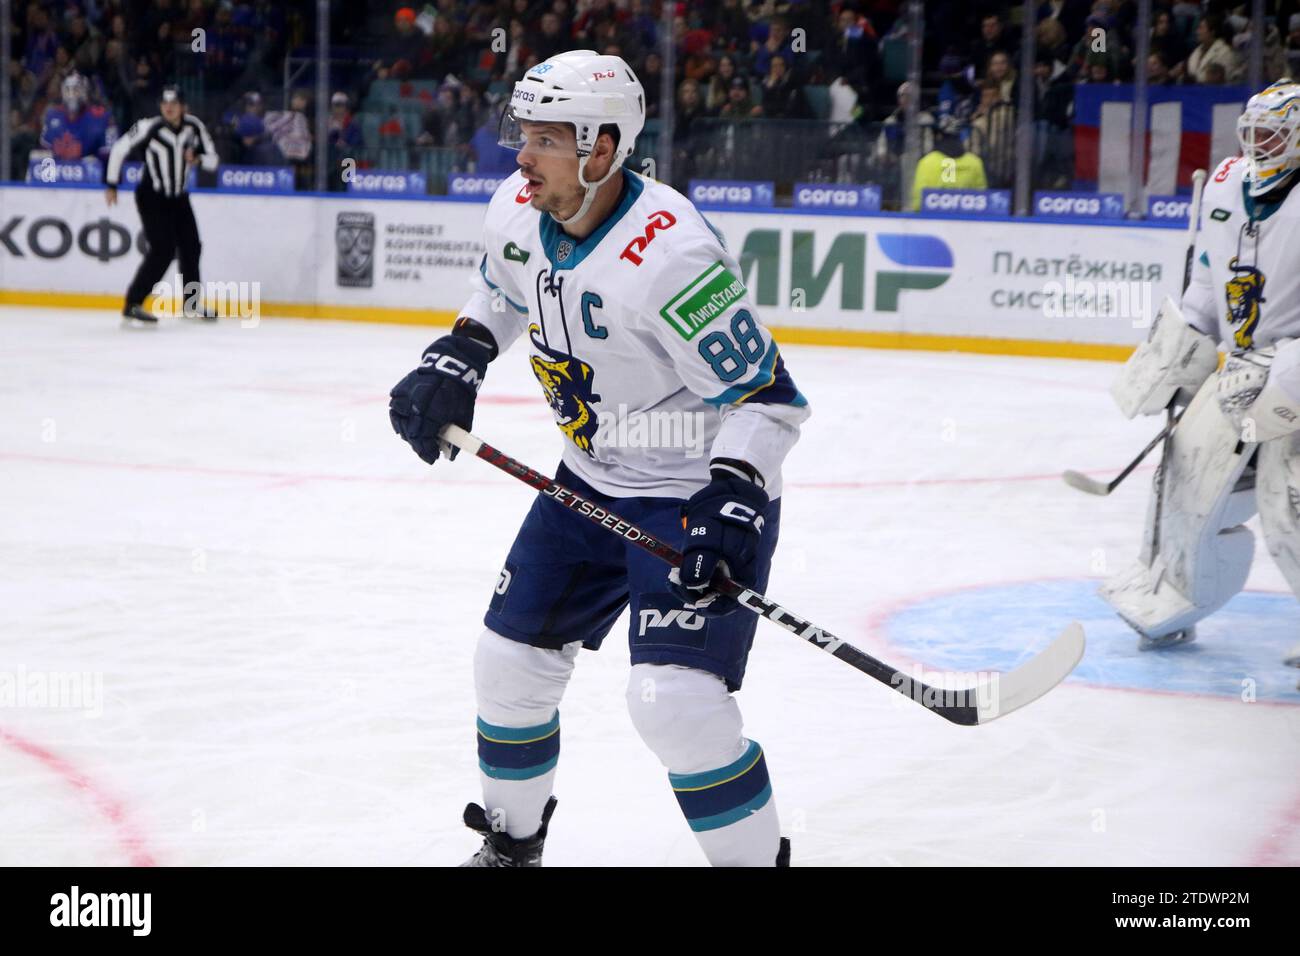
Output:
[105,85,219,323]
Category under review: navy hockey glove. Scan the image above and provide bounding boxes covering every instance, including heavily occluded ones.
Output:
[669,465,770,617]
[389,323,495,465]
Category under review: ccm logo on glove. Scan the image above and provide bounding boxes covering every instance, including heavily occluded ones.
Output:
[389,331,494,465]
[669,474,771,617]
[719,500,765,531]
[420,351,484,391]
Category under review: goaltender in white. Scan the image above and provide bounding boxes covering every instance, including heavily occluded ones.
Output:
[1102,78,1300,674]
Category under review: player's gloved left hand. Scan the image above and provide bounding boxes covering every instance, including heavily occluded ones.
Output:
[389,333,492,464]
[668,469,770,617]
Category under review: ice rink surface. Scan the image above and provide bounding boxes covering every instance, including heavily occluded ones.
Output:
[1,306,1296,866]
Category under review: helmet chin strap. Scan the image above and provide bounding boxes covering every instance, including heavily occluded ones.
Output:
[550,153,620,229]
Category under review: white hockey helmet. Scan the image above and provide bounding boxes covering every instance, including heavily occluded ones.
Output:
[498,51,645,225]
[1236,78,1300,196]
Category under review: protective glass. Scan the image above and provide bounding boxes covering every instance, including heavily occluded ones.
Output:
[497,107,575,158]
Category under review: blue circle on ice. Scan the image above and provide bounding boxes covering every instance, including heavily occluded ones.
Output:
[881,579,1300,704]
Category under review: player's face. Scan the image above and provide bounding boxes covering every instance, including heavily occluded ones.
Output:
[160,100,183,124]
[515,122,583,216]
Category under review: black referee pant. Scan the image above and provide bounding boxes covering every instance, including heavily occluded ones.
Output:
[125,185,202,309]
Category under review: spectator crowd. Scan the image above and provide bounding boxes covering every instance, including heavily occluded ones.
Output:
[6,1,1300,201]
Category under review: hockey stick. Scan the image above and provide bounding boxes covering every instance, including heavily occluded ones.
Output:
[1149,168,1208,552]
[1062,406,1184,496]
[441,424,1085,726]
[1062,168,1207,498]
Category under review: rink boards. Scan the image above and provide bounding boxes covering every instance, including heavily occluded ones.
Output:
[0,184,1188,359]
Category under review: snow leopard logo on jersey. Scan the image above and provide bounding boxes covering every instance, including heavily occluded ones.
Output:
[527,324,603,456]
[1225,256,1266,349]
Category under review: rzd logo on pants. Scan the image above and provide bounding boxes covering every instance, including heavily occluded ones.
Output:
[638,608,706,636]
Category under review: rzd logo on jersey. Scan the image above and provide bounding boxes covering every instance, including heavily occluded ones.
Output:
[1225,256,1266,349]
[619,210,676,266]
[637,608,706,636]
[528,324,603,456]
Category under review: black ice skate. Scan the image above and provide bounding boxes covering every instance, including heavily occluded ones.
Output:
[122,304,158,324]
[182,306,219,322]
[776,837,791,867]
[459,796,557,867]
[1138,626,1196,650]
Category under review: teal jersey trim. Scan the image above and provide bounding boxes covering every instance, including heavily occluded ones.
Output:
[702,214,727,250]
[479,257,528,313]
[1242,177,1293,224]
[538,171,645,271]
[704,342,809,408]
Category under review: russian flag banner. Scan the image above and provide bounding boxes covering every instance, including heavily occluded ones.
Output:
[1074,85,1248,195]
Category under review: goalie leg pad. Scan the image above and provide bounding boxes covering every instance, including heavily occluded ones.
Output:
[1101,376,1257,638]
[1256,432,1300,599]
[1111,296,1220,419]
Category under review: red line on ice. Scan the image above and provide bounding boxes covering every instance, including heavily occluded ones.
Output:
[0,727,155,866]
[1250,788,1300,866]
[0,452,472,486]
[793,465,1154,490]
[0,451,1148,492]
[227,386,539,407]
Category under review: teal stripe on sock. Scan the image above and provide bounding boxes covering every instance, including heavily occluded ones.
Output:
[479,755,560,781]
[476,712,559,743]
[669,740,762,792]
[684,783,773,832]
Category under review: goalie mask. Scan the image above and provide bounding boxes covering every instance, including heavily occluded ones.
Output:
[498,50,645,227]
[1237,78,1300,197]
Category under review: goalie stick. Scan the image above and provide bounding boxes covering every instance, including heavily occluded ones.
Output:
[440,424,1085,726]
[1062,167,1207,499]
[1062,407,1183,496]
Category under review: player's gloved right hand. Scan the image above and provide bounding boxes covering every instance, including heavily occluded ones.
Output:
[389,332,492,464]
[669,469,770,617]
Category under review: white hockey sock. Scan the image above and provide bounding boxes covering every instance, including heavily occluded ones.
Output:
[668,738,781,866]
[626,663,782,866]
[474,630,577,840]
[477,710,560,839]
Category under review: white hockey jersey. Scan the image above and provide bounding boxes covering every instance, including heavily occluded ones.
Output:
[459,169,809,499]
[1183,154,1300,352]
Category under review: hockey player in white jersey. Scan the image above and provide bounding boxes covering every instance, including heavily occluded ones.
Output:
[388,51,809,865]
[1102,79,1300,673]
